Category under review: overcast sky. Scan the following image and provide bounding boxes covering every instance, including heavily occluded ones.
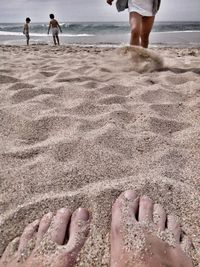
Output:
[0,0,200,23]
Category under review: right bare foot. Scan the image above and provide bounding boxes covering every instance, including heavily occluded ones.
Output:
[0,207,90,267]
[110,190,193,267]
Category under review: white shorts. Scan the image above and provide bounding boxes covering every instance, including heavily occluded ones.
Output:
[128,0,154,16]
[52,28,59,36]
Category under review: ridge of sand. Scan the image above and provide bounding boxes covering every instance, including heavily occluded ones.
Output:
[0,45,200,265]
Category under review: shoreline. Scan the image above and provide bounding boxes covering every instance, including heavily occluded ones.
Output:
[0,31,200,47]
[0,43,200,49]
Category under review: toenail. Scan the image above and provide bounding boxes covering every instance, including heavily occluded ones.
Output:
[59,208,68,213]
[124,190,137,200]
[141,195,151,202]
[44,212,53,219]
[77,208,89,221]
[32,219,40,227]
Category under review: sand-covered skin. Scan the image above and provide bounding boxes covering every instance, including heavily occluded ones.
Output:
[0,45,200,266]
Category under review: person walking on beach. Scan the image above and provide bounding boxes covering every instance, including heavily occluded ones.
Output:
[107,0,161,48]
[0,190,194,267]
[47,14,62,45]
[23,17,31,46]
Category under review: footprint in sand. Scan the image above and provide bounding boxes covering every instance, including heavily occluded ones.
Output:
[150,103,184,119]
[108,110,135,124]
[82,81,99,89]
[40,86,65,97]
[159,149,186,170]
[0,74,19,84]
[20,123,49,145]
[145,78,157,85]
[56,77,90,83]
[99,85,131,96]
[157,149,187,181]
[149,117,190,135]
[99,67,112,73]
[98,95,126,105]
[77,110,135,133]
[0,69,12,73]
[77,118,107,133]
[141,89,185,104]
[51,140,79,162]
[164,72,198,85]
[3,147,41,161]
[19,116,71,145]
[11,89,46,104]
[8,82,35,91]
[40,71,56,78]
[69,102,105,116]
[42,66,61,71]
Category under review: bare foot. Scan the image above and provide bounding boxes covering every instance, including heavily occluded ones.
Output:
[0,207,90,267]
[110,190,193,267]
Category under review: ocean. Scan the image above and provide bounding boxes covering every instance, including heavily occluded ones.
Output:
[0,21,200,46]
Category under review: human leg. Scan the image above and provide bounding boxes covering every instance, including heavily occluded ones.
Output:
[129,12,142,46]
[56,35,60,45]
[53,36,57,45]
[110,190,193,267]
[140,16,155,48]
[0,208,90,267]
[26,35,30,46]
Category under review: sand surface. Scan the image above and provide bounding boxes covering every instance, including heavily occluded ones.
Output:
[0,44,200,266]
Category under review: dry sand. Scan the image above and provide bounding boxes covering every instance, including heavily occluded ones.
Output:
[0,44,200,266]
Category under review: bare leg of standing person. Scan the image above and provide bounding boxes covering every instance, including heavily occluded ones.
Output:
[27,35,30,46]
[129,12,142,46]
[53,36,57,45]
[141,16,155,48]
[110,190,194,267]
[56,35,60,45]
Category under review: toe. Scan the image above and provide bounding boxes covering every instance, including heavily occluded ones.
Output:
[36,212,53,246]
[49,208,72,245]
[110,191,139,267]
[124,190,139,219]
[153,204,166,231]
[55,208,90,267]
[167,215,181,243]
[138,195,153,222]
[111,193,123,239]
[181,235,194,254]
[66,208,90,252]
[1,237,20,263]
[111,190,139,238]
[18,219,40,253]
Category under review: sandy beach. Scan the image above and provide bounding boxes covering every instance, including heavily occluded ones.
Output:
[0,44,200,266]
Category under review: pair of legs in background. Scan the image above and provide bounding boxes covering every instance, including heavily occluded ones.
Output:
[0,190,193,267]
[130,12,155,48]
[53,34,60,46]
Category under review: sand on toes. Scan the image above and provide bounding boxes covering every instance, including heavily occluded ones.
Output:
[110,190,193,267]
[0,208,90,267]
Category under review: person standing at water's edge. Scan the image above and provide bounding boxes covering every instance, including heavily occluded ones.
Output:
[47,14,62,45]
[23,17,31,46]
[107,0,161,48]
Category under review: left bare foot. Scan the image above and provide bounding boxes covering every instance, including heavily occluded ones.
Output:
[0,207,90,267]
